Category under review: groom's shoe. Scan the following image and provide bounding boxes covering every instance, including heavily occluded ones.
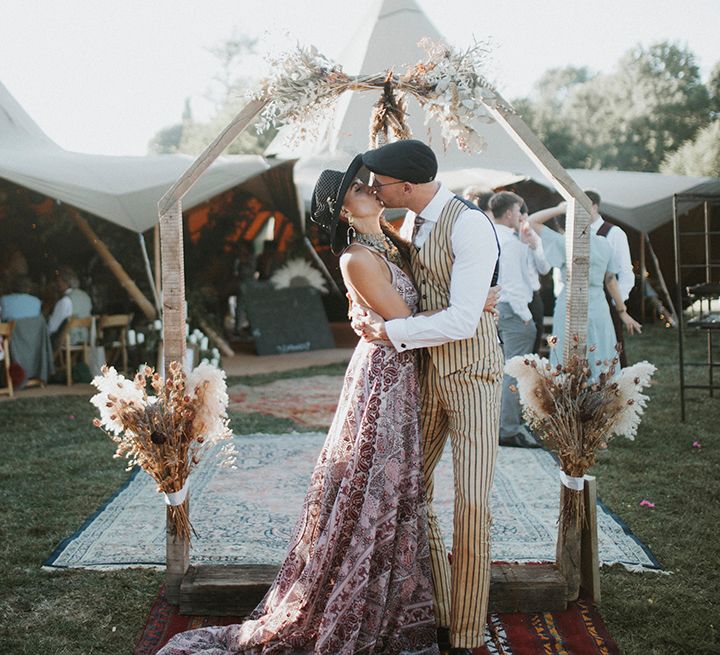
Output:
[437,627,451,652]
[449,649,472,655]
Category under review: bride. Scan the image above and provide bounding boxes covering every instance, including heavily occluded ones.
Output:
[158,155,439,655]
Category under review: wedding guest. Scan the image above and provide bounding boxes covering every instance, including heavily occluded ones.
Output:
[521,202,551,354]
[490,192,548,448]
[463,185,495,219]
[529,202,640,379]
[585,190,634,366]
[0,275,42,321]
[47,266,92,346]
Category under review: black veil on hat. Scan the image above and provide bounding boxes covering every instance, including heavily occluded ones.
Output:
[310,154,364,254]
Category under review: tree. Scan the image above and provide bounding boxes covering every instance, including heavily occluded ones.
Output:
[514,42,713,171]
[147,33,276,155]
[513,67,595,167]
[661,120,720,177]
[708,61,720,117]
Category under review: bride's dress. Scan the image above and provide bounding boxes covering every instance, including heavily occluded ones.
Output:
[158,260,439,654]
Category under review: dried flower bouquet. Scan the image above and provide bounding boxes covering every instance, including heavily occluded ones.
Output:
[90,361,234,540]
[253,39,507,152]
[505,343,656,533]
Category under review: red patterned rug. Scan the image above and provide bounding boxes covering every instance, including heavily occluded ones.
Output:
[228,374,344,427]
[134,588,620,654]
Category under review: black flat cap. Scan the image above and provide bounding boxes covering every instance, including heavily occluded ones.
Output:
[362,139,437,183]
[310,154,364,254]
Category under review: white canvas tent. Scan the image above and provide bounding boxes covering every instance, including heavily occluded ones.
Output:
[0,80,278,234]
[266,0,720,234]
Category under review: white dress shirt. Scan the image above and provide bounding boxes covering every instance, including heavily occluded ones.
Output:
[47,290,73,335]
[590,216,634,301]
[386,185,499,351]
[526,236,551,292]
[496,224,538,323]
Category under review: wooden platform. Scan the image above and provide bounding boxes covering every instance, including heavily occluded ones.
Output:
[179,562,567,616]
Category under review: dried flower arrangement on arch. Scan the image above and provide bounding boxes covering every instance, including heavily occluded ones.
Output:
[253,38,509,151]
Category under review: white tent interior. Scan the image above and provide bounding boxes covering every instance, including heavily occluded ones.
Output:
[266,0,720,235]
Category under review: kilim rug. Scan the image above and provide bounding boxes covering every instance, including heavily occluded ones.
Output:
[45,433,660,572]
[228,375,343,426]
[134,587,620,655]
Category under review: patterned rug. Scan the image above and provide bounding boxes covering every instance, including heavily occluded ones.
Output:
[45,433,660,571]
[134,587,620,655]
[228,375,343,426]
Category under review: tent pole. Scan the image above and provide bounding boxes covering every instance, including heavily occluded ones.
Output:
[646,233,678,325]
[69,208,156,320]
[640,232,646,324]
[139,233,162,313]
[303,237,341,295]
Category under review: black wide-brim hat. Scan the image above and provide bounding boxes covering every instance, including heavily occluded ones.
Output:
[310,154,364,255]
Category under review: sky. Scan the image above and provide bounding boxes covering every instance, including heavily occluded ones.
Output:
[1,0,718,156]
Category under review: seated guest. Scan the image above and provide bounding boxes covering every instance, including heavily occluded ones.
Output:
[0,275,42,321]
[47,266,92,345]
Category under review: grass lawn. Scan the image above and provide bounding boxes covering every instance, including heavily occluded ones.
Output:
[0,327,717,654]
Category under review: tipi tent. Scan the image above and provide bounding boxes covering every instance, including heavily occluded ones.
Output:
[266,0,720,235]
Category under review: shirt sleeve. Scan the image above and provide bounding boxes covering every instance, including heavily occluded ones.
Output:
[385,209,498,351]
[539,225,566,268]
[47,296,72,335]
[529,238,551,275]
[609,228,634,301]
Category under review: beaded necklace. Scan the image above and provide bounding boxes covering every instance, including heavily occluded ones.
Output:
[353,232,404,268]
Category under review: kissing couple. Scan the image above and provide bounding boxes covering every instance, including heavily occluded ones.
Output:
[159,140,503,655]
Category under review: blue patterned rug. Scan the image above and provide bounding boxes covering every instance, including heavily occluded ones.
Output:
[45,433,660,571]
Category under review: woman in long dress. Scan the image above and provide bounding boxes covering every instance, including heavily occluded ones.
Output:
[158,155,439,655]
[529,203,640,378]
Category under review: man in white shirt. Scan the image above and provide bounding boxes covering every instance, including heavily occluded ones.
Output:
[47,266,92,347]
[490,192,549,448]
[353,139,502,654]
[585,190,634,366]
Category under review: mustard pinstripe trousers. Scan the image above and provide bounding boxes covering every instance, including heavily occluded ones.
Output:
[419,353,503,649]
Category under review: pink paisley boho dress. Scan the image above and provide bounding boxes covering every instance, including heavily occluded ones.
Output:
[158,259,439,655]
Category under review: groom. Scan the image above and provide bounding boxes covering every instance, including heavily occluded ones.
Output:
[354,140,503,654]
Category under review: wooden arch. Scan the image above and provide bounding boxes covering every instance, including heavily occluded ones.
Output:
[158,71,596,605]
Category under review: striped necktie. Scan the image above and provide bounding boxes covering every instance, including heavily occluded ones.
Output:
[411,215,426,248]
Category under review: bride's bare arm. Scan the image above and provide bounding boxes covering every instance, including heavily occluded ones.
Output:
[340,247,412,320]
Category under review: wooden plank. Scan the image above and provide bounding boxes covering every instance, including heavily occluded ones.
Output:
[562,198,591,360]
[160,199,189,603]
[179,562,567,616]
[581,475,601,603]
[158,97,268,215]
[556,484,583,602]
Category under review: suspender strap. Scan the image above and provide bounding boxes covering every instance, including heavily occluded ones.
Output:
[596,220,613,238]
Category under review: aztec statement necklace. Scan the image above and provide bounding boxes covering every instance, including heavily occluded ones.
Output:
[353,232,405,268]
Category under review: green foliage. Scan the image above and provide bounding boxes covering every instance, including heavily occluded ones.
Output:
[514,41,713,171]
[147,32,276,156]
[661,120,720,176]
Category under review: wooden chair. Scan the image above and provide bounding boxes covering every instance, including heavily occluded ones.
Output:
[0,322,15,398]
[98,313,133,374]
[55,316,94,386]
